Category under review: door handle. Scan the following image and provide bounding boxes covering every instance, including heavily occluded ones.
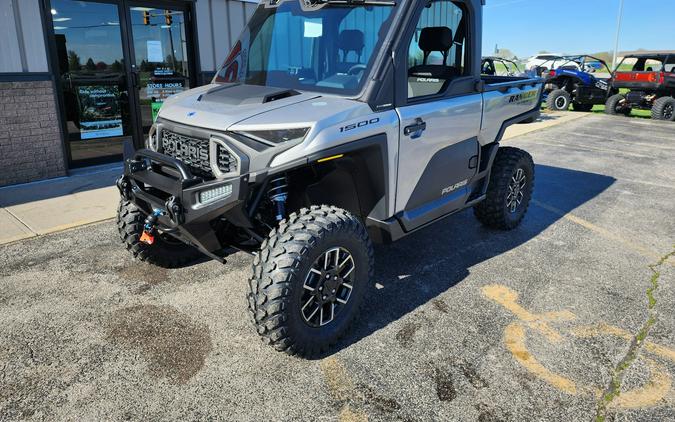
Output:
[131,71,140,88]
[404,118,426,138]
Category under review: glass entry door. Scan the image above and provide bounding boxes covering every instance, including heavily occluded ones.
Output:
[47,0,196,168]
[128,4,192,141]
[51,0,133,166]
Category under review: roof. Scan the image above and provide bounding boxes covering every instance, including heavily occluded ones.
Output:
[619,50,675,58]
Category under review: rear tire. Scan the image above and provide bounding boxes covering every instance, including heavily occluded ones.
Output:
[651,96,675,121]
[605,94,632,116]
[117,200,201,268]
[248,205,373,357]
[546,89,571,111]
[474,147,534,230]
[572,102,593,112]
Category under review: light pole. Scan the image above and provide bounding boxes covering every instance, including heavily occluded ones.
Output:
[612,0,625,70]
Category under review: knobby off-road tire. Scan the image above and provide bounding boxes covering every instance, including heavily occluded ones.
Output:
[474,147,535,230]
[572,102,593,112]
[605,94,632,116]
[117,200,201,268]
[248,205,374,357]
[651,96,675,121]
[546,89,571,111]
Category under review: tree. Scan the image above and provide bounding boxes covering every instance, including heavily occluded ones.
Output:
[68,50,81,71]
[111,60,123,73]
[496,48,516,60]
[85,58,96,71]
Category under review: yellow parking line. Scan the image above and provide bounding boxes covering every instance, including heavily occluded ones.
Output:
[532,200,666,263]
[320,357,368,422]
[504,323,577,394]
[611,358,672,409]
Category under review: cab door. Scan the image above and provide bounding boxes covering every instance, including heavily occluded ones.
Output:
[394,0,482,231]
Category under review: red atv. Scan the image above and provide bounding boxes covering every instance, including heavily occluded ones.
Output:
[605,52,675,121]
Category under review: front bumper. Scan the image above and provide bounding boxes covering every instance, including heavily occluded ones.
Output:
[117,149,250,255]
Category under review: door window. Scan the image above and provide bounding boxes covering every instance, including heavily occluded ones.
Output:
[129,7,191,138]
[51,0,131,165]
[407,1,467,99]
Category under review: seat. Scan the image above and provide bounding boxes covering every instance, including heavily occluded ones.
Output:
[336,29,365,75]
[408,26,459,80]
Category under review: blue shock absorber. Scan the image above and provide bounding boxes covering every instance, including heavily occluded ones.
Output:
[268,176,288,222]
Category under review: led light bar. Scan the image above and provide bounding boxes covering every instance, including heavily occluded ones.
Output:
[199,184,233,205]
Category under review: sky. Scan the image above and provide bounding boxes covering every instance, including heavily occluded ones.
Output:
[483,0,675,59]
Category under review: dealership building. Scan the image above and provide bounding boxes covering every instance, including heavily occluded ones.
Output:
[0,0,256,186]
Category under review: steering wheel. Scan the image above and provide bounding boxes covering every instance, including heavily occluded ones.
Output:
[347,64,367,76]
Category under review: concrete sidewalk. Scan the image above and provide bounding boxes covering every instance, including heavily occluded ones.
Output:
[0,111,588,245]
[0,164,121,244]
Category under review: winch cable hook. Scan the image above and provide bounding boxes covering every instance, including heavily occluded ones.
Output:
[140,208,163,245]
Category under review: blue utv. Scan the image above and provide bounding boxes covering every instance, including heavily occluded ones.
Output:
[542,55,618,112]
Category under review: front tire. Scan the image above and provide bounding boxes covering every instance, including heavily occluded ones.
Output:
[248,205,373,357]
[605,94,632,116]
[546,89,572,111]
[117,200,201,268]
[474,147,535,230]
[651,96,675,121]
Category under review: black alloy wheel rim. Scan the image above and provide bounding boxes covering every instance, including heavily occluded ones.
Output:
[300,247,355,328]
[664,104,674,120]
[555,96,567,109]
[506,167,527,214]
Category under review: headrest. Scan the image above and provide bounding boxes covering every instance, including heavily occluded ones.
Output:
[418,27,453,52]
[338,30,365,53]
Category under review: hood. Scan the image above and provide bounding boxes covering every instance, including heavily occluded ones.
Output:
[157,83,320,131]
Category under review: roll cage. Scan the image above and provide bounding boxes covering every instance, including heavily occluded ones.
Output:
[481,56,523,76]
[542,55,611,75]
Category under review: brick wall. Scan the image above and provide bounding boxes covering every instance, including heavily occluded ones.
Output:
[0,80,66,187]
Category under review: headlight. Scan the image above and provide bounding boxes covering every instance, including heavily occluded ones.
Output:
[147,125,159,151]
[235,127,309,145]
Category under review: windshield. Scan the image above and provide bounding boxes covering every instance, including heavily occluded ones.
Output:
[214,1,395,96]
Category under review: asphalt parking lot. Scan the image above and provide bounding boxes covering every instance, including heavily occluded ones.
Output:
[1,114,674,421]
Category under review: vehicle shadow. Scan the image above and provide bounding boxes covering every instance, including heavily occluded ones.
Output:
[328,164,616,355]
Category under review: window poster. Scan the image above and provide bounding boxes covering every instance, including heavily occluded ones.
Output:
[77,86,124,140]
[147,40,164,63]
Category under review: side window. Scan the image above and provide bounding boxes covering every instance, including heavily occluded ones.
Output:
[407,1,467,99]
[664,56,675,72]
[643,59,663,72]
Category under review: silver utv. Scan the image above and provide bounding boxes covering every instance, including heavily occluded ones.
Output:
[117,0,543,356]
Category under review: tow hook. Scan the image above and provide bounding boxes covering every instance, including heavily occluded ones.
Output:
[166,196,185,225]
[116,176,132,201]
[140,209,163,245]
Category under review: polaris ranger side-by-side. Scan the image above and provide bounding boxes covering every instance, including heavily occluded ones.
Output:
[116,0,543,356]
[605,53,675,121]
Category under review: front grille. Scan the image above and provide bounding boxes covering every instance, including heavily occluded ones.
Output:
[216,144,237,174]
[159,129,239,178]
[161,130,211,177]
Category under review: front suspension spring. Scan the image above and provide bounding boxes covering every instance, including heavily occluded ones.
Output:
[268,176,288,222]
